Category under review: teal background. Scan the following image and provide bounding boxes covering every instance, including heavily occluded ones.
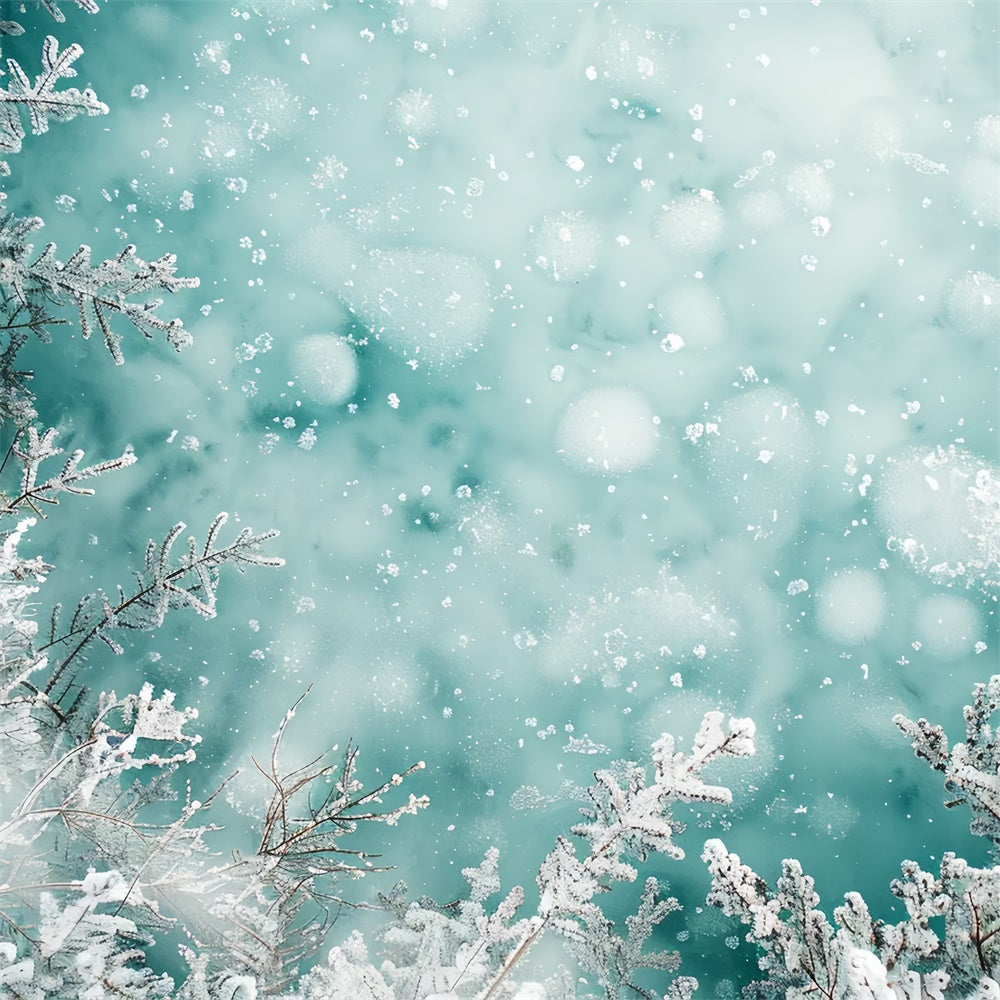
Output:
[6,1,997,993]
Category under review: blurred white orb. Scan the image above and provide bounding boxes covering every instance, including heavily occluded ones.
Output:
[914,593,980,661]
[556,386,658,474]
[975,113,1000,159]
[292,334,358,405]
[816,569,886,644]
[944,271,999,337]
[875,446,1000,590]
[784,163,833,213]
[532,211,602,282]
[656,192,725,255]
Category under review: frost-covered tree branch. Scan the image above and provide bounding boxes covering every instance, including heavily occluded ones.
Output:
[0,34,107,173]
[39,512,283,695]
[0,424,136,517]
[703,680,1000,999]
[170,690,429,994]
[894,676,1000,854]
[327,711,755,1000]
[0,213,199,363]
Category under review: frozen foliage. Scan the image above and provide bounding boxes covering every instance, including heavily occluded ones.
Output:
[704,679,1000,999]
[894,676,1000,855]
[2,425,136,516]
[295,712,754,1000]
[0,36,106,174]
[0,21,428,992]
[0,517,49,790]
[42,513,283,696]
[478,712,756,998]
[0,213,199,364]
[4,4,997,999]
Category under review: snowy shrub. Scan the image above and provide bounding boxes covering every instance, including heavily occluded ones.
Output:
[2,5,995,1000]
[0,6,429,996]
[703,678,1000,999]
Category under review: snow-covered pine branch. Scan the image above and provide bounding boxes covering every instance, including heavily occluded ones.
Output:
[0,212,199,363]
[0,36,107,173]
[704,837,1000,999]
[473,711,756,1000]
[41,512,283,694]
[1,425,136,517]
[704,679,1000,996]
[894,676,1000,854]
[36,0,101,24]
[573,711,757,867]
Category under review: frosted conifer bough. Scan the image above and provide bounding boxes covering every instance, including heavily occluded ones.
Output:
[0,34,107,173]
[702,678,1000,999]
[2,425,136,517]
[41,512,284,696]
[298,711,755,1000]
[894,675,1000,853]
[0,213,200,364]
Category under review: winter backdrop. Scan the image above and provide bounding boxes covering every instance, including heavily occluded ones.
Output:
[6,0,997,994]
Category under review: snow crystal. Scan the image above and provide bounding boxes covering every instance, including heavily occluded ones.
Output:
[389,88,437,138]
